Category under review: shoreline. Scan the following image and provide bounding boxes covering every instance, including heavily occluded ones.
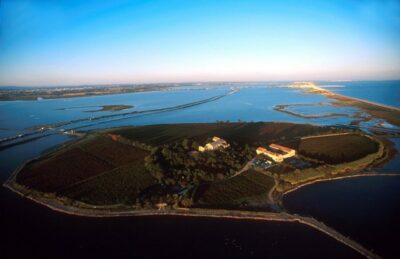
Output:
[288,82,400,126]
[6,163,399,259]
[280,172,400,197]
[3,175,383,259]
[287,82,400,112]
[326,91,400,112]
[280,82,400,128]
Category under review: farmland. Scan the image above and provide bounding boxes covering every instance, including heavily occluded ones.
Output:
[59,161,155,205]
[110,122,351,147]
[197,169,275,208]
[16,135,149,193]
[11,122,386,211]
[298,134,379,164]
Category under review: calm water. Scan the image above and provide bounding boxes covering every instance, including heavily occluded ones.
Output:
[283,176,400,258]
[1,82,399,258]
[319,80,400,108]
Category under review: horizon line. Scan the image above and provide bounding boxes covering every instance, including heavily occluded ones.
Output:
[1,79,400,88]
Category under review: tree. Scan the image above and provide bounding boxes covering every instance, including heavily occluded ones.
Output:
[182,138,190,150]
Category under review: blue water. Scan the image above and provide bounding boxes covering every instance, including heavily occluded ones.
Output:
[0,89,225,134]
[286,103,361,117]
[318,80,400,108]
[0,85,365,140]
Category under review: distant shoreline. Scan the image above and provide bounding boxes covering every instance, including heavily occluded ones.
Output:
[282,82,400,126]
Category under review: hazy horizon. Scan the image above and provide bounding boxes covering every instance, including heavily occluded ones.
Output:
[2,79,400,89]
[1,0,399,87]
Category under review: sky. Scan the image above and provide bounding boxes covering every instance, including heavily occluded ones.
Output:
[0,0,399,86]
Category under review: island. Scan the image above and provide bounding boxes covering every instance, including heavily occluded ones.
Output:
[5,122,393,258]
[85,105,133,112]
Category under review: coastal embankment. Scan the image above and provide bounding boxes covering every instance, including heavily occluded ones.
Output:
[0,89,237,150]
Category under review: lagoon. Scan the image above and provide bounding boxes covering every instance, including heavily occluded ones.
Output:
[1,81,399,258]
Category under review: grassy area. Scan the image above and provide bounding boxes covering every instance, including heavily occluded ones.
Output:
[59,162,155,205]
[299,134,379,164]
[197,169,275,207]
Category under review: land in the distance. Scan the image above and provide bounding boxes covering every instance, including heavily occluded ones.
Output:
[0,82,241,101]
[0,84,173,100]
[283,82,400,127]
[88,105,133,112]
[57,104,133,112]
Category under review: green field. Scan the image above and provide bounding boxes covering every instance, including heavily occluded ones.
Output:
[299,134,379,164]
[197,170,275,207]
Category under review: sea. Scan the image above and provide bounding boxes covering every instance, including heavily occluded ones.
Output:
[0,81,399,258]
[318,80,400,108]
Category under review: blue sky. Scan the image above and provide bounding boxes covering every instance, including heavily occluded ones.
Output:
[0,0,399,86]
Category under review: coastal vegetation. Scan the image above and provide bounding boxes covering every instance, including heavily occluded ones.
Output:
[333,98,400,126]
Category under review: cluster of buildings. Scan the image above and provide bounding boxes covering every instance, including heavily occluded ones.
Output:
[196,136,296,165]
[256,144,296,163]
[198,136,230,152]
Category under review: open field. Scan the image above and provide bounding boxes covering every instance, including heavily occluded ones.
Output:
[16,135,149,192]
[298,134,379,164]
[197,169,275,207]
[110,122,346,147]
[59,161,155,205]
[79,136,148,166]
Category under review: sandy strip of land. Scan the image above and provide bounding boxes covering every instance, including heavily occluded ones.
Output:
[285,82,400,117]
